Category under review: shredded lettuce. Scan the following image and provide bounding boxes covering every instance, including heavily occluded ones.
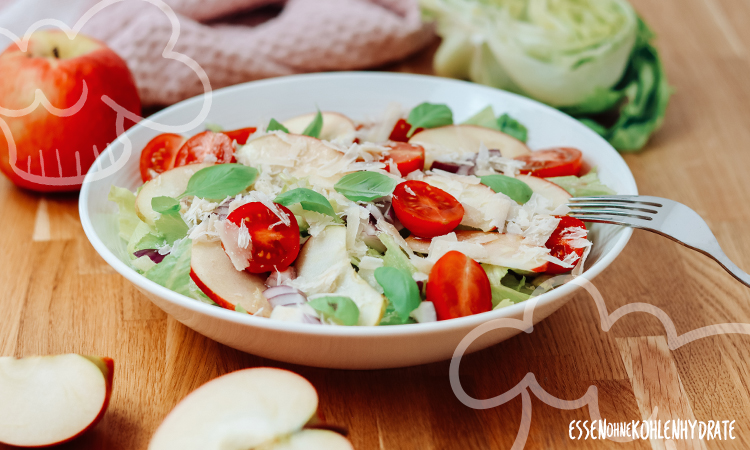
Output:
[380,233,418,275]
[143,239,197,300]
[108,186,141,241]
[547,169,616,197]
[482,264,532,307]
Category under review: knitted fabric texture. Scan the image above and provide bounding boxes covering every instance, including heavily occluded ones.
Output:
[70,0,434,105]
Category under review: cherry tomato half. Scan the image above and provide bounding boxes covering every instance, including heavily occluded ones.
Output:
[392,180,464,238]
[226,202,300,273]
[381,142,425,176]
[545,216,588,274]
[223,127,257,145]
[139,133,185,182]
[516,147,583,178]
[388,118,423,142]
[426,251,492,320]
[173,131,234,167]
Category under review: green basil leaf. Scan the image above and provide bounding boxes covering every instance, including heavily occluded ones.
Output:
[496,114,528,143]
[274,188,338,219]
[267,118,289,133]
[462,106,500,130]
[334,172,398,202]
[308,296,359,326]
[480,174,533,204]
[154,211,188,244]
[180,164,258,200]
[406,103,453,137]
[302,110,323,138]
[151,196,180,213]
[374,267,421,322]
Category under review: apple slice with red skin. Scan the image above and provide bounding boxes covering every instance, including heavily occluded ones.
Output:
[134,163,212,226]
[149,368,353,450]
[517,174,572,210]
[406,230,549,273]
[0,354,114,447]
[190,240,271,317]
[409,125,532,168]
[282,112,356,142]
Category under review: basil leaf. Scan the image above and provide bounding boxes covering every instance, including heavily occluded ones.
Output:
[151,196,180,213]
[480,174,533,204]
[302,110,323,138]
[462,106,499,130]
[267,118,289,133]
[406,103,453,137]
[374,267,421,322]
[334,172,398,202]
[496,114,528,143]
[274,188,338,219]
[180,164,258,200]
[308,296,359,326]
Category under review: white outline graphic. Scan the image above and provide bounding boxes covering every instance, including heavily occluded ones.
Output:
[450,274,750,447]
[0,0,213,186]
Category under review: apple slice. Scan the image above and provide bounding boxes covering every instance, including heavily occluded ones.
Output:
[0,354,114,447]
[517,175,571,210]
[295,226,385,326]
[190,240,271,317]
[267,429,353,450]
[282,112,356,143]
[406,230,548,272]
[149,368,351,450]
[409,125,532,167]
[236,134,347,190]
[135,163,212,226]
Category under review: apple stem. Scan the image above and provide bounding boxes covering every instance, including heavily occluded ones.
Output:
[52,47,59,59]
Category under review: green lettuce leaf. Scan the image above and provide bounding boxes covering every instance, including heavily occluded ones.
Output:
[379,234,418,275]
[143,239,197,299]
[482,264,532,307]
[547,169,616,197]
[108,186,141,241]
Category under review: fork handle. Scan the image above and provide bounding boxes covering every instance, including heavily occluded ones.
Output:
[710,250,750,289]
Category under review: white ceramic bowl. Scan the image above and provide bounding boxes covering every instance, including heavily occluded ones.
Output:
[80,72,636,369]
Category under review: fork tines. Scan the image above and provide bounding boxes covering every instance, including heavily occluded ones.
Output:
[567,195,663,224]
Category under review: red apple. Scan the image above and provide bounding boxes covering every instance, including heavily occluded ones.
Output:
[0,354,114,447]
[0,30,140,192]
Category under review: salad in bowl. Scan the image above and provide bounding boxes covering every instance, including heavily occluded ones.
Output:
[109,102,616,328]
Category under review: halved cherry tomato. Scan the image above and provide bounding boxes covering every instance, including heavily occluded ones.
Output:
[226,202,300,273]
[392,180,464,238]
[173,131,234,167]
[516,147,583,178]
[545,216,588,274]
[139,133,185,182]
[381,142,425,175]
[426,251,492,320]
[388,118,423,142]
[223,127,257,145]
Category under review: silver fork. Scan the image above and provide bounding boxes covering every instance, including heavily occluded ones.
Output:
[567,195,750,288]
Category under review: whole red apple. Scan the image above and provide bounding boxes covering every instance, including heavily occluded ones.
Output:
[0,30,140,192]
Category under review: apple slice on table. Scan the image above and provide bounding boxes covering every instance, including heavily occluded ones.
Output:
[149,368,353,450]
[295,226,386,326]
[134,163,212,226]
[282,112,356,143]
[406,230,548,273]
[517,175,571,210]
[0,354,114,447]
[190,240,271,317]
[409,125,532,168]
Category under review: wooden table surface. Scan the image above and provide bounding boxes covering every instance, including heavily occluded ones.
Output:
[3,0,750,448]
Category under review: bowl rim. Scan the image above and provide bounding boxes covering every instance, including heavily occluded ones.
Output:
[79,71,636,338]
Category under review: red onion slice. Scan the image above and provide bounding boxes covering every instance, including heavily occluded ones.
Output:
[263,285,299,298]
[133,249,167,264]
[268,293,308,308]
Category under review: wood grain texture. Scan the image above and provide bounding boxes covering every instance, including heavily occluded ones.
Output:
[2,0,750,448]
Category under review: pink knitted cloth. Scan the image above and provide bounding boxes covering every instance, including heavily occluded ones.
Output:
[67,0,432,105]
